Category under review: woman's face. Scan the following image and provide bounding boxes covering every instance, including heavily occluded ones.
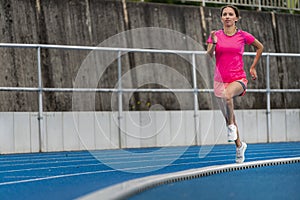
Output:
[221,7,238,27]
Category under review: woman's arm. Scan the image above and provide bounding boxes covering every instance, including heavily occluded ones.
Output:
[207,43,216,57]
[249,39,264,80]
[206,31,217,57]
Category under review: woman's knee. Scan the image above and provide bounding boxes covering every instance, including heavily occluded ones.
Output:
[223,90,233,102]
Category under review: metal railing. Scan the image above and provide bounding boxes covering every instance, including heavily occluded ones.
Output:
[185,0,300,11]
[0,43,299,150]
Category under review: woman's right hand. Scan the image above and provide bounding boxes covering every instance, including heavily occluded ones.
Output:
[207,31,217,57]
[210,31,217,43]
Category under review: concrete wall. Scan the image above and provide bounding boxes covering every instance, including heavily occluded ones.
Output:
[0,0,299,111]
[0,109,299,154]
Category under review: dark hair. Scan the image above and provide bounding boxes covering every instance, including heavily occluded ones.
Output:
[220,5,240,18]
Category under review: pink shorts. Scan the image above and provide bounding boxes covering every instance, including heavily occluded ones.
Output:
[214,78,248,98]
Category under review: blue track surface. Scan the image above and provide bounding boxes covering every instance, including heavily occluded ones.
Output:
[130,162,300,200]
[1,142,300,200]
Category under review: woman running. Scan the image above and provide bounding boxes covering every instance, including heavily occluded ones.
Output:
[207,5,264,163]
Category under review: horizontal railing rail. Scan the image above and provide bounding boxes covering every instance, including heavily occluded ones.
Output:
[0,87,300,93]
[184,0,300,11]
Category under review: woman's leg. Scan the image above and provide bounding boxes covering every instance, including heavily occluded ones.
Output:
[218,81,244,147]
[232,113,242,148]
[216,98,241,147]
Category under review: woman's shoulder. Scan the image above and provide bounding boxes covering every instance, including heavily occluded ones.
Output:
[237,29,253,36]
[215,29,223,34]
[237,29,256,44]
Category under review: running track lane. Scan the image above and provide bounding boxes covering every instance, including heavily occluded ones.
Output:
[0,142,300,200]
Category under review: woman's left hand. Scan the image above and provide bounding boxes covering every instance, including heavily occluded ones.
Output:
[250,67,257,80]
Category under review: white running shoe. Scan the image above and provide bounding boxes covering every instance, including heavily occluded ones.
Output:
[227,124,237,142]
[236,142,247,163]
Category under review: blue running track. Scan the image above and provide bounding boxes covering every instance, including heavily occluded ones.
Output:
[0,142,300,200]
[130,162,300,200]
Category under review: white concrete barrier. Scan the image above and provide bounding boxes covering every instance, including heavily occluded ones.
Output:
[0,109,299,154]
[286,110,300,141]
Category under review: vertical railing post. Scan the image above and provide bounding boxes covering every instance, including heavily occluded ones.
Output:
[258,0,262,11]
[266,53,271,143]
[37,46,44,152]
[117,51,123,149]
[192,53,199,145]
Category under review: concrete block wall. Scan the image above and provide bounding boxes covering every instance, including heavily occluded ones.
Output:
[0,110,299,154]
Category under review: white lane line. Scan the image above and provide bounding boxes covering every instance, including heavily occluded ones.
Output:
[1,142,298,160]
[1,145,299,165]
[0,163,103,174]
[0,169,115,186]
[1,142,299,162]
[0,154,233,175]
[2,146,300,168]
